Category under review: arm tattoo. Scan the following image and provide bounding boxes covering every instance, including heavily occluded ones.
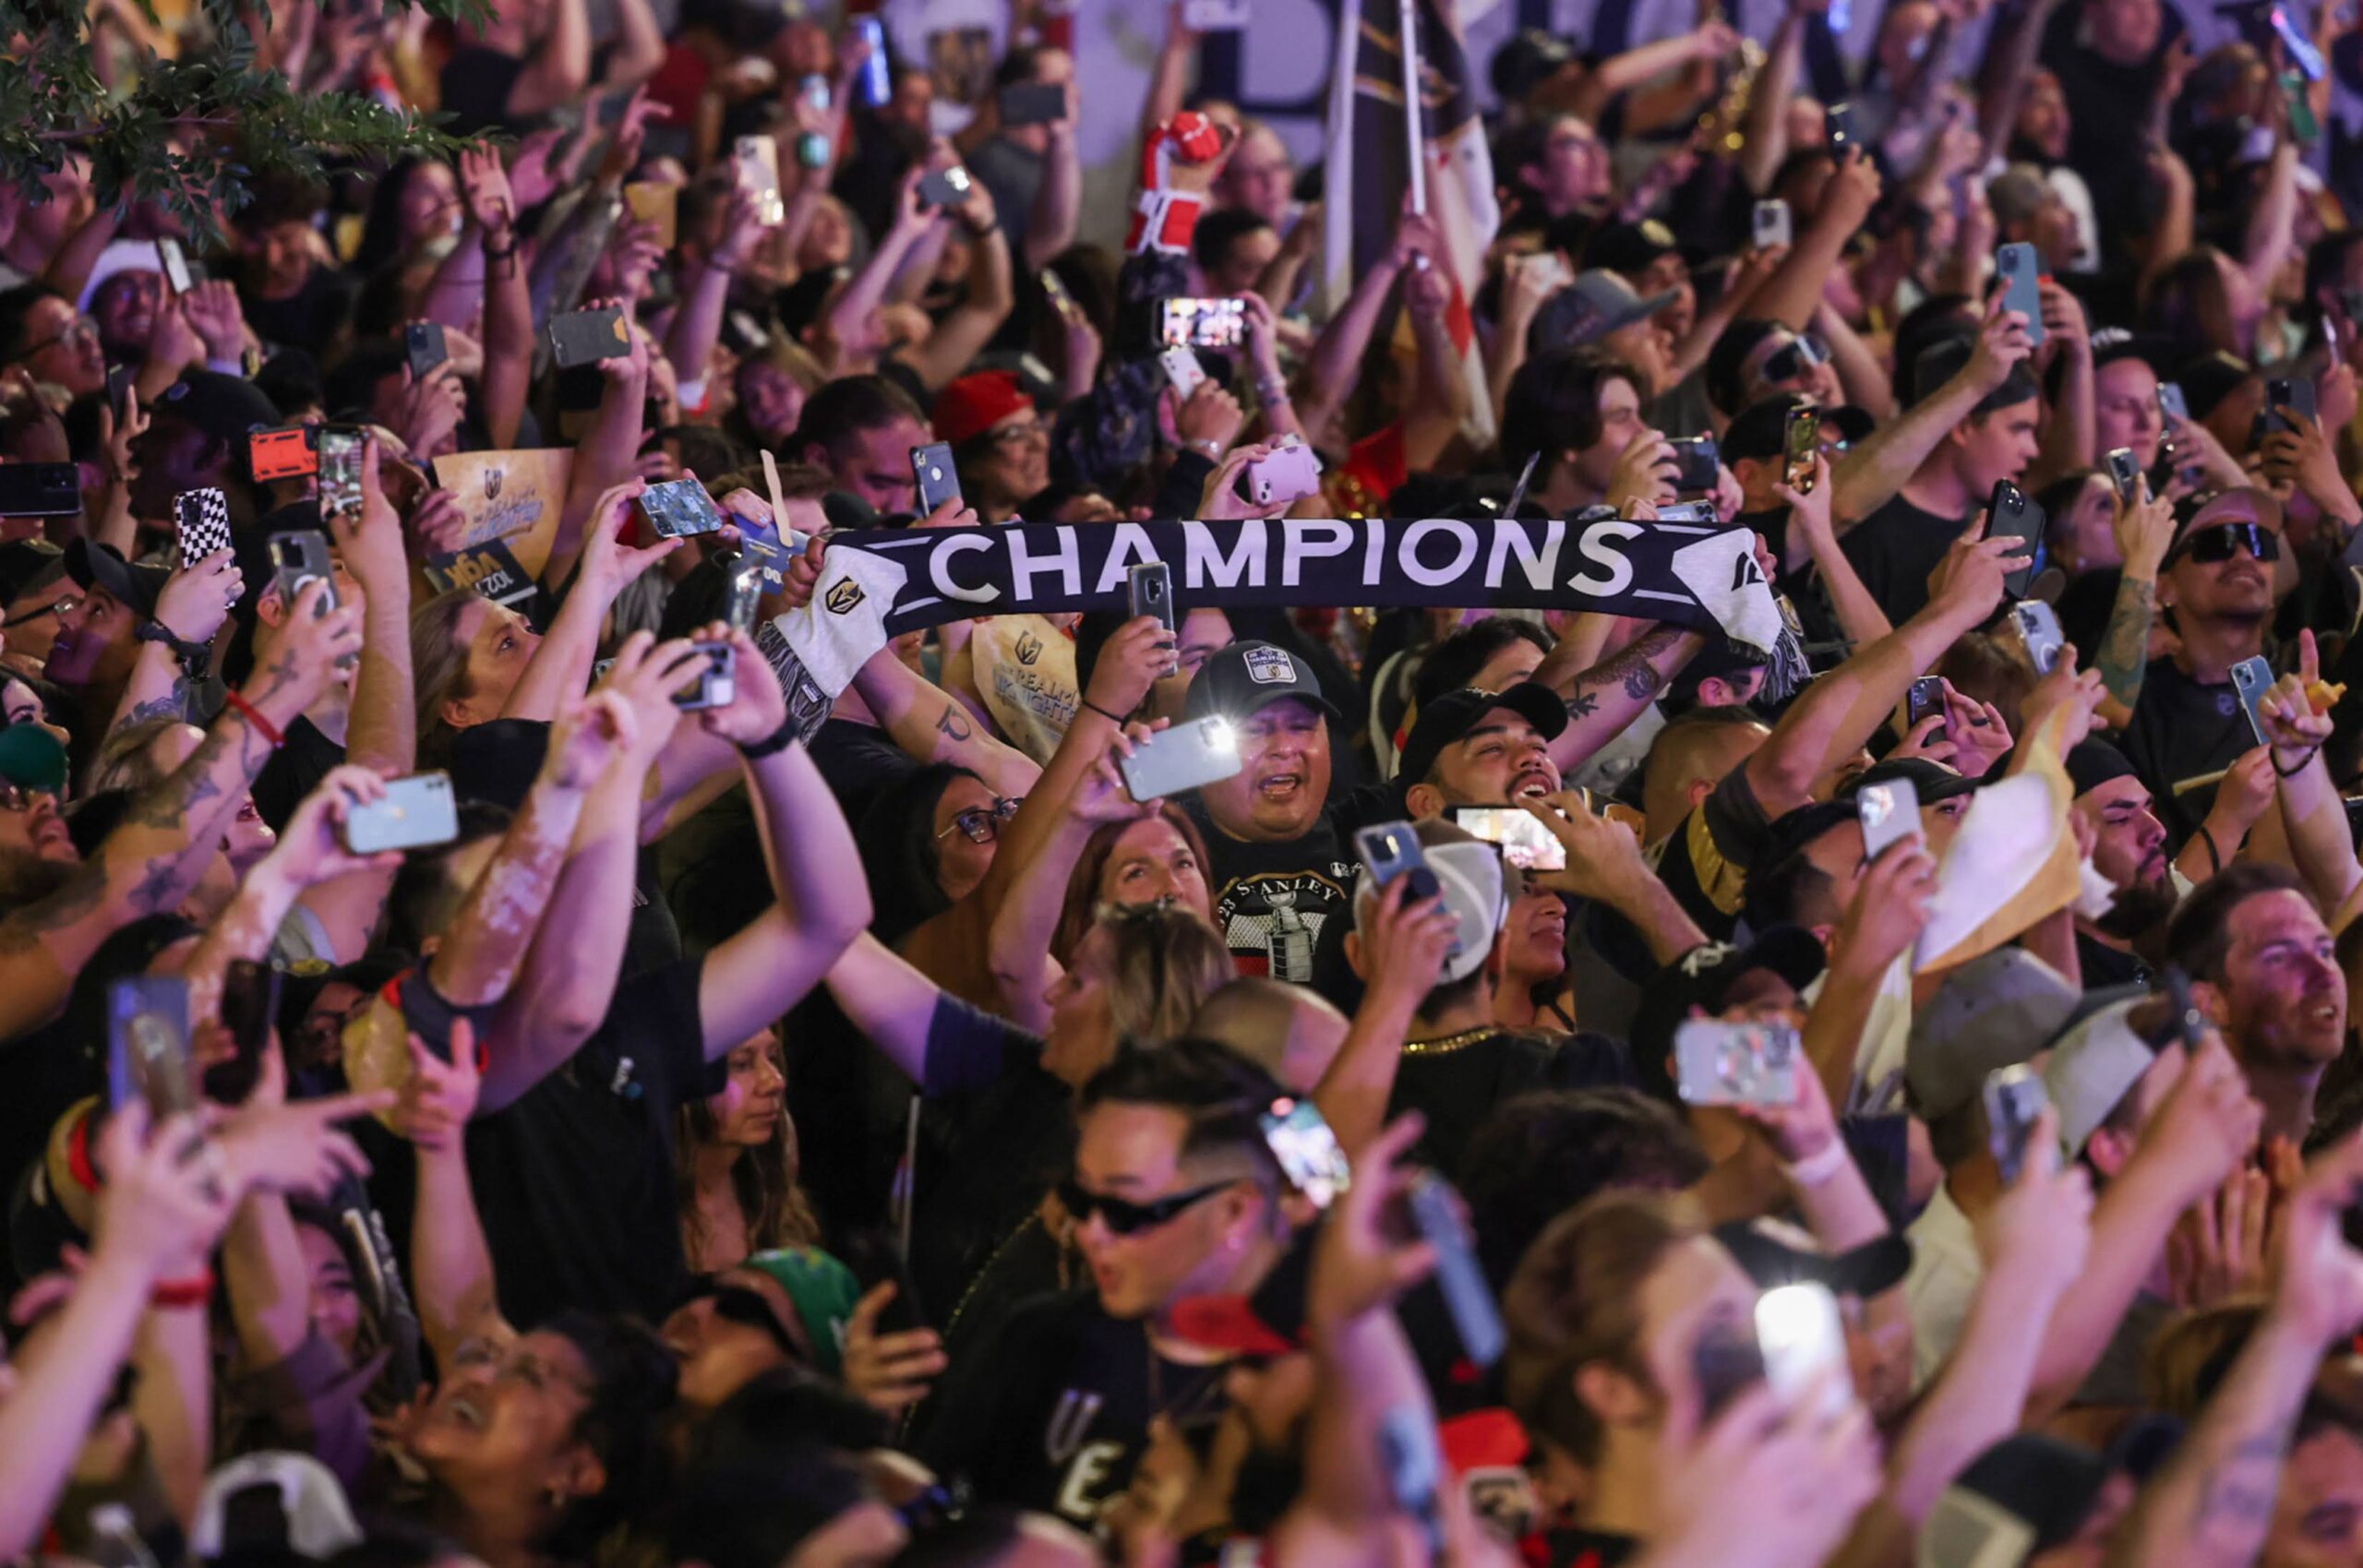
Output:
[107,678,198,745]
[2196,1434,2289,1531]
[1572,627,1682,713]
[129,856,180,916]
[2096,572,2156,708]
[1565,691,1600,721]
[0,863,106,953]
[936,702,973,742]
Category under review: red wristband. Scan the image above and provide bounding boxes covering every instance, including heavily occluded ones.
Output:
[227,690,284,748]
[150,1270,213,1309]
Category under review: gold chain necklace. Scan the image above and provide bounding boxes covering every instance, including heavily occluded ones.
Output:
[1401,1026,1501,1057]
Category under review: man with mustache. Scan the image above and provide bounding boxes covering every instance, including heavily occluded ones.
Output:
[2119,490,2288,839]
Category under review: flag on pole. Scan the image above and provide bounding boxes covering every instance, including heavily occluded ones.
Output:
[1319,0,1500,440]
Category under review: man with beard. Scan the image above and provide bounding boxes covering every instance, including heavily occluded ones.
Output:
[2119,490,2286,839]
[2067,739,2278,987]
[2165,863,2349,1145]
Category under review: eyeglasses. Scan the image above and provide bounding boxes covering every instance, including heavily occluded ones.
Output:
[0,782,54,813]
[2170,521,2280,567]
[1056,1176,1237,1237]
[3,593,81,630]
[19,318,97,359]
[446,1338,596,1397]
[937,795,1023,844]
[986,418,1050,448]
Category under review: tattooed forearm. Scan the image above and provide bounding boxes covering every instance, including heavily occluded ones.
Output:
[128,856,180,916]
[126,721,235,830]
[2195,1435,2287,1530]
[0,863,106,954]
[1571,627,1682,714]
[2096,571,2156,708]
[106,679,199,745]
[936,702,973,742]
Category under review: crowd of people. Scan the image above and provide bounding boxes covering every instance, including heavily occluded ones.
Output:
[3,0,2363,1562]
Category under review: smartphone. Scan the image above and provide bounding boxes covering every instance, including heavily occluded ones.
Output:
[107,363,133,420]
[637,476,730,538]
[1667,435,1721,493]
[1673,1018,1801,1107]
[1986,479,2045,600]
[998,81,1065,126]
[1906,676,1947,742]
[624,180,678,248]
[2158,382,2190,424]
[854,15,891,105]
[1118,715,1243,798]
[1752,198,1793,250]
[673,641,737,712]
[1825,102,1858,151]
[207,959,282,1104]
[1784,405,1820,493]
[2230,654,2276,746]
[1356,820,1444,905]
[1451,805,1568,871]
[837,1228,928,1335]
[1996,242,2045,347]
[1039,267,1077,318]
[2163,964,2206,1053]
[342,772,460,854]
[916,165,975,210]
[1128,561,1177,672]
[155,236,193,295]
[1694,1315,1768,1422]
[1246,441,1323,507]
[174,487,232,565]
[2271,3,2327,79]
[1405,1172,1505,1368]
[798,73,832,111]
[911,442,962,513]
[548,305,631,370]
[2013,599,2065,675]
[1377,1405,1445,1552]
[1655,500,1720,523]
[268,530,340,619]
[1756,1283,1853,1420]
[2258,377,2318,439]
[735,136,785,223]
[109,976,196,1119]
[404,321,448,381]
[1983,1064,2048,1184]
[722,554,762,634]
[1158,345,1206,401]
[1857,777,1921,860]
[0,463,82,518]
[1259,1096,1351,1208]
[249,425,318,482]
[2105,447,2141,503]
[1158,296,1247,349]
[315,425,366,522]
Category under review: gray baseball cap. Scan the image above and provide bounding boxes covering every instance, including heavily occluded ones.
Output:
[1528,269,1679,354]
[2042,995,2163,1155]
[1905,948,2082,1123]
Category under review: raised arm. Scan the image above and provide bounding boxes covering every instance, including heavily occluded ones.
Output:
[543,315,654,590]
[1748,149,1881,331]
[503,0,591,120]
[458,147,533,449]
[1738,5,1807,194]
[695,625,873,1051]
[847,639,1041,797]
[1023,83,1084,272]
[1784,455,1893,647]
[1832,297,2033,530]
[898,182,1016,391]
[664,186,762,387]
[1533,620,1706,777]
[505,479,681,725]
[394,1022,507,1370]
[1314,880,1456,1155]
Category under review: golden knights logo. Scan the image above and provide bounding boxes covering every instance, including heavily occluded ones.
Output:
[825,579,865,615]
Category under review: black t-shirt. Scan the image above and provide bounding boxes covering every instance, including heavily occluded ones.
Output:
[910,994,1072,1313]
[811,716,922,816]
[465,956,719,1327]
[1648,764,1776,942]
[1185,783,1398,982]
[240,269,360,356]
[1544,1526,1641,1568]
[438,46,530,136]
[2039,10,2182,269]
[2077,928,2151,989]
[1744,505,1847,653]
[1838,493,1974,628]
[918,1290,1229,1527]
[2120,657,2257,841]
[0,1012,91,1217]
[251,716,345,832]
[1388,1029,1637,1178]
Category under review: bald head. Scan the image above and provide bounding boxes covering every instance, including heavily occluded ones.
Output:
[1191,976,1350,1092]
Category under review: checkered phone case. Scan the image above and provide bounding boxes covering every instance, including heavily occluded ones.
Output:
[175,487,231,564]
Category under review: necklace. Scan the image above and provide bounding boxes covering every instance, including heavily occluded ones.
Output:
[1401,1026,1501,1057]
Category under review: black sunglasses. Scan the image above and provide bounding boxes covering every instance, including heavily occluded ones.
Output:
[700,1283,801,1358]
[2172,521,2280,567]
[1056,1177,1237,1237]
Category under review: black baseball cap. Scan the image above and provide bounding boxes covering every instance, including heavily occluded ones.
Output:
[153,370,282,451]
[1490,28,1578,102]
[1715,1216,1913,1298]
[1910,334,2039,413]
[1626,928,1827,1098]
[1182,640,1341,725]
[1587,219,1684,278]
[1721,394,1813,465]
[1394,683,1568,788]
[1842,755,1983,805]
[63,539,167,621]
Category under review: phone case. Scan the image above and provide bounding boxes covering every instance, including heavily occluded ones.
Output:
[1355,821,1443,905]
[1983,1065,2048,1184]
[2158,383,2189,423]
[343,772,460,855]
[2230,656,2275,746]
[2013,601,2064,674]
[0,464,83,518]
[673,644,737,712]
[723,557,763,632]
[405,322,448,379]
[1119,717,1245,799]
[1128,561,1176,639]
[156,238,192,294]
[1989,482,2044,598]
[1407,1174,1505,1368]
[109,976,196,1119]
[175,487,232,563]
[1997,243,2045,346]
[1669,437,1720,491]
[1673,1019,1800,1106]
[549,306,631,370]
[249,425,318,482]
[1753,200,1792,249]
[2105,448,2141,499]
[1756,1284,1853,1419]
[624,181,678,247]
[1907,676,1947,736]
[1858,778,1921,859]
[917,166,974,210]
[912,445,962,514]
[638,478,729,538]
[998,82,1065,126]
[1159,346,1206,400]
[268,531,340,618]
[735,137,785,223]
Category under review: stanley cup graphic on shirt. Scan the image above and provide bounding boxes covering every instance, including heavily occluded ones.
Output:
[1265,889,1313,984]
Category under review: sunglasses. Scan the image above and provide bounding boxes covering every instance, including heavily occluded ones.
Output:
[2171,521,2280,567]
[701,1283,802,1357]
[0,782,54,812]
[1056,1176,1237,1237]
[937,795,1023,844]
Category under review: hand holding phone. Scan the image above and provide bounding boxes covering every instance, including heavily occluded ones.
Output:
[1996,242,2045,347]
[1120,717,1242,799]
[342,772,461,854]
[912,443,963,514]
[1857,777,1921,859]
[1983,1065,2047,1185]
